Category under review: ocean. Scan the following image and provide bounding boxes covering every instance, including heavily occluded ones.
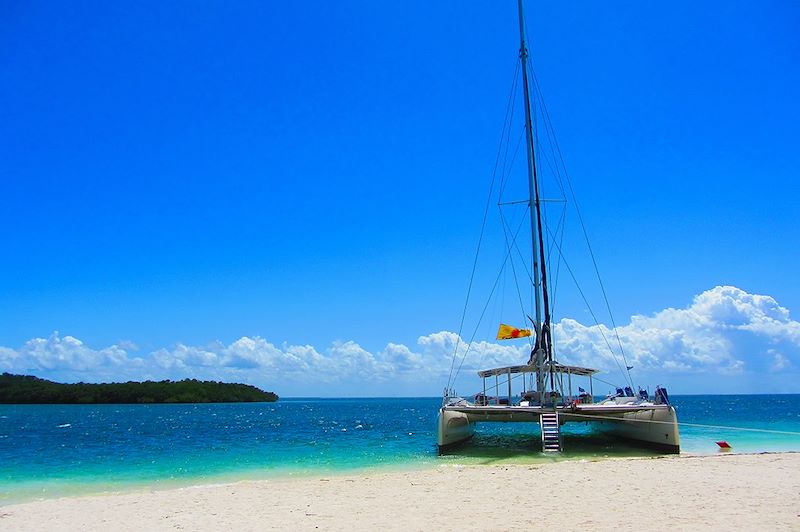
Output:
[1,395,799,504]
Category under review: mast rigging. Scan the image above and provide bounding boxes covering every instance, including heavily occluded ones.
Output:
[517,0,553,396]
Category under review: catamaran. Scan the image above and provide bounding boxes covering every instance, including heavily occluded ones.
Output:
[437,1,680,454]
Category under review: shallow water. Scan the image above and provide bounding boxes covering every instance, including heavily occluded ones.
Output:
[1,395,798,503]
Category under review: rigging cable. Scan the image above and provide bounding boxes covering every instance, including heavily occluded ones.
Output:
[446,60,521,393]
[498,73,522,199]
[500,206,535,336]
[529,66,635,389]
[543,223,632,385]
[498,129,526,200]
[565,411,800,437]
[452,213,531,385]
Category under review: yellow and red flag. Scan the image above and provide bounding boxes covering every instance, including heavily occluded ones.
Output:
[496,324,532,340]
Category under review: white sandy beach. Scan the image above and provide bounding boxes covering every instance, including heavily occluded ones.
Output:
[2,453,798,531]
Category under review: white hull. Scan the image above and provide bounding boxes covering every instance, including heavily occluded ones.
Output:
[437,408,474,449]
[438,403,680,453]
[588,405,680,453]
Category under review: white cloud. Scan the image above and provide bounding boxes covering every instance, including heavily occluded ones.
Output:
[0,286,798,395]
[0,332,146,382]
[769,349,790,372]
[551,286,799,381]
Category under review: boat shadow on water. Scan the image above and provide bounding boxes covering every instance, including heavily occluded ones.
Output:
[438,429,663,464]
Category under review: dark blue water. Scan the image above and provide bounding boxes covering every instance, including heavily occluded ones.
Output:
[1,395,798,503]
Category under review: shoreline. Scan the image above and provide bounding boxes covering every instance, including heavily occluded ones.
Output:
[0,448,738,507]
[2,450,795,505]
[0,457,440,507]
[2,452,798,530]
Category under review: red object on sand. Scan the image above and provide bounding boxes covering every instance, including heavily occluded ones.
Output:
[716,441,731,449]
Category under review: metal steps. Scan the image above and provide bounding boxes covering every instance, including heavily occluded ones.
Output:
[540,412,561,452]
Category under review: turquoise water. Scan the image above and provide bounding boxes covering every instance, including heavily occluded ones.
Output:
[1,395,798,504]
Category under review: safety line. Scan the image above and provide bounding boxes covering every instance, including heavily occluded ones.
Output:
[565,411,800,436]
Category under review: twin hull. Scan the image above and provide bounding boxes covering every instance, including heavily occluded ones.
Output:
[437,404,680,453]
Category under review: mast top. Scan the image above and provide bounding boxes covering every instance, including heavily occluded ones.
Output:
[517,0,528,56]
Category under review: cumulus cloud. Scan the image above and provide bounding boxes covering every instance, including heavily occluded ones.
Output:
[0,332,147,383]
[0,286,798,395]
[552,286,799,381]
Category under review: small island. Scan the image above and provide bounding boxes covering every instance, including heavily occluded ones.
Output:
[0,373,278,404]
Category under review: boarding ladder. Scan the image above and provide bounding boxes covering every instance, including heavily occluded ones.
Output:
[540,411,561,452]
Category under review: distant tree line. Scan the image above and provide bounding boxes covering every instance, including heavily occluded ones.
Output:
[0,373,278,404]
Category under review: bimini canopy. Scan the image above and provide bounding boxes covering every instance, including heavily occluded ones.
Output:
[477,362,598,378]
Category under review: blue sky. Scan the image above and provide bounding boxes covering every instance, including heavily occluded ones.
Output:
[1,1,798,396]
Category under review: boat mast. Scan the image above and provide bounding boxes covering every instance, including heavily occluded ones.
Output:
[517,0,553,398]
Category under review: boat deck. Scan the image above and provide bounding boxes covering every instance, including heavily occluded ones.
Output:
[442,402,672,423]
